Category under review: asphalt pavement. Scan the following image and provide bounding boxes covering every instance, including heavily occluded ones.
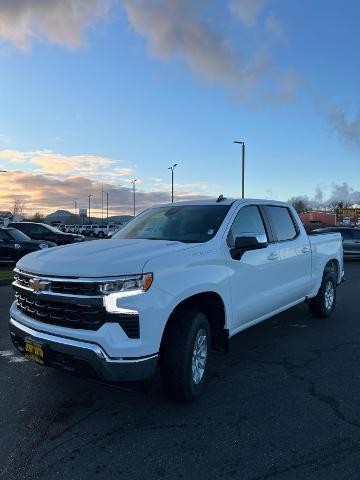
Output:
[0,262,360,480]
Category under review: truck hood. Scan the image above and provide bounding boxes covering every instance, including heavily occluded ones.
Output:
[16,239,192,277]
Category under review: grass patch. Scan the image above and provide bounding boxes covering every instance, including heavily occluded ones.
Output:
[0,271,14,282]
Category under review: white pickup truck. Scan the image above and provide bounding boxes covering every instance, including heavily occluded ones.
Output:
[10,199,344,402]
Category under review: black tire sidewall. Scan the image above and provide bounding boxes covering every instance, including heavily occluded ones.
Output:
[161,310,211,402]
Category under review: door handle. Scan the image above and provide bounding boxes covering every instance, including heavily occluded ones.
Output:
[301,246,310,254]
[267,252,279,261]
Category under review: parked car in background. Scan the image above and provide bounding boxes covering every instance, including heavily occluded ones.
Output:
[0,227,56,263]
[79,225,93,236]
[58,224,66,232]
[9,222,85,246]
[313,227,360,259]
[94,224,119,238]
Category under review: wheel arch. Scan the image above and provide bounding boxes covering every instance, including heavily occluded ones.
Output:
[159,291,228,361]
[324,258,340,284]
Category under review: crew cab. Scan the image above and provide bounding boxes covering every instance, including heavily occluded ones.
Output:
[0,227,55,263]
[9,199,344,402]
[9,222,85,246]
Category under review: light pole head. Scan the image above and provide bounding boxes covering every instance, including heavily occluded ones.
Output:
[234,140,244,145]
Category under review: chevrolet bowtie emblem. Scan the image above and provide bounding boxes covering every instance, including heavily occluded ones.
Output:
[29,278,50,293]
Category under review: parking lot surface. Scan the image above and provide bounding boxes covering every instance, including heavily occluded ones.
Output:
[0,262,360,480]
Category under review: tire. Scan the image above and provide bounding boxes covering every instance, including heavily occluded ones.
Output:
[161,309,211,403]
[308,271,337,318]
[98,232,104,238]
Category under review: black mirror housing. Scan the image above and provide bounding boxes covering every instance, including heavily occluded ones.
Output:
[231,235,268,260]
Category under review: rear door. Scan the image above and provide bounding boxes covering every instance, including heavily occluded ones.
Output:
[262,205,312,305]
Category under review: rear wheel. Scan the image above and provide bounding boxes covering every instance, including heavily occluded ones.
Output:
[161,309,210,403]
[308,271,336,318]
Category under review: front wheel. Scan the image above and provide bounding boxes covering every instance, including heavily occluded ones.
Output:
[161,309,210,403]
[308,272,336,318]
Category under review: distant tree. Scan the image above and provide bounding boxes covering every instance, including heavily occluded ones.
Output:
[288,196,311,214]
[327,200,352,213]
[29,212,45,223]
[12,199,26,218]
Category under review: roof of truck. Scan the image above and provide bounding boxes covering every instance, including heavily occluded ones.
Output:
[156,198,289,207]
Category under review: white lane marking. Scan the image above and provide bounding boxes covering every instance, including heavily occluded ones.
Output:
[0,349,28,362]
[0,350,14,357]
[9,356,28,363]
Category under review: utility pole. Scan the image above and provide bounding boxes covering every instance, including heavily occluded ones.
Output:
[234,141,245,198]
[88,194,93,224]
[131,180,137,217]
[101,184,103,227]
[168,164,178,203]
[106,192,109,224]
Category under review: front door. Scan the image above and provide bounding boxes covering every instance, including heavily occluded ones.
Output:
[225,205,284,332]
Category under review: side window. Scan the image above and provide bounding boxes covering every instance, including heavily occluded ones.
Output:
[337,228,352,240]
[227,206,267,247]
[265,206,297,242]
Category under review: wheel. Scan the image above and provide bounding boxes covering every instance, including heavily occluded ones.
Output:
[308,272,336,318]
[161,309,210,403]
[98,232,104,238]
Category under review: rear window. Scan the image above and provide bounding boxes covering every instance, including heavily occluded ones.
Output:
[265,206,297,242]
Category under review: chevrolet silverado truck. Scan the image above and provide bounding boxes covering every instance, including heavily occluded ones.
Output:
[9,199,344,402]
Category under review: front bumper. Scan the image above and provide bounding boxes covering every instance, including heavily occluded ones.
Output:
[9,318,158,382]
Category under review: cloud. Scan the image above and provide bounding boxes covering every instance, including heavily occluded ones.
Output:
[265,14,285,40]
[0,149,132,178]
[293,183,360,208]
[229,0,267,26]
[327,104,360,148]
[0,0,113,50]
[124,0,250,86]
[0,170,213,216]
[124,0,297,106]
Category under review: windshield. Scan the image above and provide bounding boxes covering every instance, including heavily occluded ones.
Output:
[7,228,31,241]
[112,205,231,243]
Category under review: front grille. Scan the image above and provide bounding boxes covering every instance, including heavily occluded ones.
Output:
[15,291,106,330]
[14,271,101,297]
[15,290,140,338]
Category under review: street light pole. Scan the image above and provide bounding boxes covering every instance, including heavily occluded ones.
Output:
[168,164,178,203]
[234,141,245,198]
[106,192,109,224]
[88,194,93,224]
[131,180,137,217]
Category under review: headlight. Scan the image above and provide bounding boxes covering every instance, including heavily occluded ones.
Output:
[99,273,153,295]
[39,243,49,249]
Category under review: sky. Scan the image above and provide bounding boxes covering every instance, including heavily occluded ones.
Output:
[0,0,359,216]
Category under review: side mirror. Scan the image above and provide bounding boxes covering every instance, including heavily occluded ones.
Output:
[231,234,268,260]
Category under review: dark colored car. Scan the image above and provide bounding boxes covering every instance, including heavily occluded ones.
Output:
[313,227,360,259]
[9,222,85,246]
[0,227,56,263]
